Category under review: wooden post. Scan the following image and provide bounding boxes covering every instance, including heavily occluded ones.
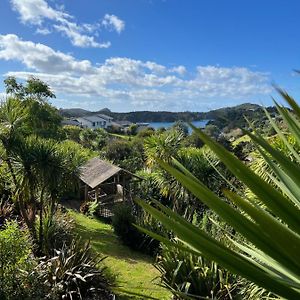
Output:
[122,175,125,201]
[95,186,99,201]
[85,185,88,201]
[77,180,81,199]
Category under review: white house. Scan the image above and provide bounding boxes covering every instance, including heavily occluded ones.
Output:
[97,114,113,125]
[76,114,113,129]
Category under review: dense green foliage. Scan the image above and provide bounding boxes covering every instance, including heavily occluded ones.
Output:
[112,203,161,255]
[2,75,300,299]
[156,244,237,299]
[101,138,144,172]
[34,239,114,300]
[0,77,114,299]
[0,221,36,300]
[137,89,300,299]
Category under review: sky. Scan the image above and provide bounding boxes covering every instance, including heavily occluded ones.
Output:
[0,0,300,112]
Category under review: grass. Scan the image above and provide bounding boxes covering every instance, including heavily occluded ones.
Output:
[231,134,251,146]
[70,211,171,300]
[109,133,131,140]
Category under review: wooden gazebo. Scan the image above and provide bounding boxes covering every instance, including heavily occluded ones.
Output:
[78,157,140,217]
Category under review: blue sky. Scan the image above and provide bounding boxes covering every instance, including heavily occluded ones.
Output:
[0,0,300,112]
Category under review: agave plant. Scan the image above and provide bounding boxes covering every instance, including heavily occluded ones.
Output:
[136,88,300,299]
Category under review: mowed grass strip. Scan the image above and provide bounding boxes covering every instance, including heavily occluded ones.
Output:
[71,212,171,300]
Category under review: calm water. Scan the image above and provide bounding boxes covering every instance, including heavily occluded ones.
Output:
[148,120,210,134]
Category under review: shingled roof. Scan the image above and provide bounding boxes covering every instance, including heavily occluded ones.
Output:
[79,157,122,189]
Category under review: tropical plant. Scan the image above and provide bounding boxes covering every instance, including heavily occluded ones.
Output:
[238,279,278,300]
[9,136,87,254]
[137,88,300,299]
[35,239,114,300]
[0,97,28,185]
[144,129,184,167]
[156,243,237,299]
[143,131,231,220]
[36,207,75,256]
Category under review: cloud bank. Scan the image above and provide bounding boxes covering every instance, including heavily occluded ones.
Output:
[0,34,271,110]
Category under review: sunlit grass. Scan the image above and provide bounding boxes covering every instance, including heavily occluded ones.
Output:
[70,211,171,299]
[109,133,131,140]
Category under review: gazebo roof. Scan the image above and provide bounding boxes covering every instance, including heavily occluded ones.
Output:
[79,157,122,189]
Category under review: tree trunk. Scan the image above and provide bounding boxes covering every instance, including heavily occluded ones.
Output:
[38,187,46,255]
[18,197,37,244]
[6,158,17,187]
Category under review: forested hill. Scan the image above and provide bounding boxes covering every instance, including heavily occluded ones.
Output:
[59,107,205,121]
[59,103,276,124]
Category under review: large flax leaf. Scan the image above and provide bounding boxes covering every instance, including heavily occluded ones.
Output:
[137,91,300,299]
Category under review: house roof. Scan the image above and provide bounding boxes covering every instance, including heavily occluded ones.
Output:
[97,114,113,120]
[114,120,133,127]
[62,119,81,126]
[79,157,122,189]
[77,115,106,123]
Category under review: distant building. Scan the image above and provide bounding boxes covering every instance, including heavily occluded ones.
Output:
[76,114,113,129]
[97,114,114,124]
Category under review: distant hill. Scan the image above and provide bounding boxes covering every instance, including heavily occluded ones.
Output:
[59,107,206,122]
[205,103,277,131]
[59,103,276,126]
[59,108,91,118]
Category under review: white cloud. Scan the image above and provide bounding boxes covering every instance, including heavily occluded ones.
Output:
[102,14,125,34]
[53,23,111,48]
[170,65,186,75]
[10,0,68,25]
[35,27,51,35]
[10,0,124,48]
[0,34,95,74]
[0,34,271,110]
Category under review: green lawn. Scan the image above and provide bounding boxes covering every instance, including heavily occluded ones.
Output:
[70,212,171,300]
[109,133,131,140]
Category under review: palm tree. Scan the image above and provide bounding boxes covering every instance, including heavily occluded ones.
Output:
[11,136,87,253]
[143,130,227,220]
[0,90,86,254]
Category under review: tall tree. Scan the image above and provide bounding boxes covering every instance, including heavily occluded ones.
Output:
[4,76,62,138]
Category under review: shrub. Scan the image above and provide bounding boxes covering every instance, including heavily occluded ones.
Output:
[137,127,155,138]
[35,239,114,300]
[156,244,237,299]
[0,221,36,299]
[36,208,75,256]
[238,280,279,300]
[112,203,160,255]
[88,199,100,217]
[101,139,144,172]
[62,125,83,143]
[112,203,141,248]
